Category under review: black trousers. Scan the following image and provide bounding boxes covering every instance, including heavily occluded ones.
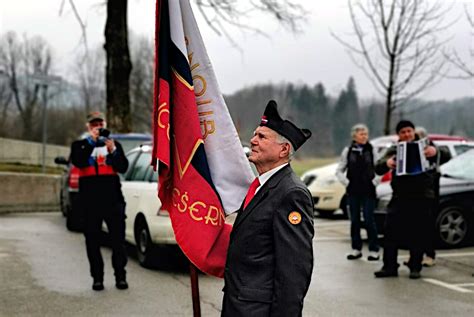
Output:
[383,197,433,272]
[425,197,438,259]
[83,202,127,281]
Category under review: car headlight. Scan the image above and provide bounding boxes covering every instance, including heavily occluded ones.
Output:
[157,209,169,217]
[303,175,317,186]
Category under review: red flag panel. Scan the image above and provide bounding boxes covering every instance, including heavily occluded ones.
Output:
[152,0,231,277]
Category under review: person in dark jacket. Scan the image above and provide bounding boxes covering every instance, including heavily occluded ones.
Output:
[71,111,129,291]
[336,124,380,261]
[222,100,314,317]
[374,120,450,279]
[412,127,441,267]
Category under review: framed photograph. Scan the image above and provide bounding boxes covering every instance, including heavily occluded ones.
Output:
[396,139,430,176]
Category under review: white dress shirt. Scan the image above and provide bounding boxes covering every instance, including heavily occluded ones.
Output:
[255,163,289,194]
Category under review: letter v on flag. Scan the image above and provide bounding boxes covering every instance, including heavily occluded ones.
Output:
[152,0,254,278]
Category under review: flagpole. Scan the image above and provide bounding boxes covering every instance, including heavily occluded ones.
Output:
[189,262,201,317]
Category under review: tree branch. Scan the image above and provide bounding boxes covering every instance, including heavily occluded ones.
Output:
[59,0,89,55]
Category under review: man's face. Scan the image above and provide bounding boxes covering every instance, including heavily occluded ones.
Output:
[249,126,288,168]
[87,119,105,138]
[398,127,415,142]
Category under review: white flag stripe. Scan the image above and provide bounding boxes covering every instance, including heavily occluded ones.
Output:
[168,0,188,63]
[178,0,254,214]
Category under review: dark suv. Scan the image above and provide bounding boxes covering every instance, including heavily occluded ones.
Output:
[54,133,152,231]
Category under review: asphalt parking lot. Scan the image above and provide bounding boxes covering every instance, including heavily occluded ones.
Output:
[1,212,474,316]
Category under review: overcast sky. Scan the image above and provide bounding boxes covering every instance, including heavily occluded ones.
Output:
[1,0,473,101]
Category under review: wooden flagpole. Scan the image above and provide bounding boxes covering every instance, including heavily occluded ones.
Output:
[190,262,201,317]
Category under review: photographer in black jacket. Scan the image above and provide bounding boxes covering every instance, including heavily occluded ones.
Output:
[71,111,129,291]
[374,120,449,279]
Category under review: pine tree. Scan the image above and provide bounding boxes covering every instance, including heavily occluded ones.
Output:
[366,102,384,137]
[312,83,333,156]
[345,77,360,124]
[332,77,360,153]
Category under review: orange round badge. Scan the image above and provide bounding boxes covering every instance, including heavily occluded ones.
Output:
[288,211,302,225]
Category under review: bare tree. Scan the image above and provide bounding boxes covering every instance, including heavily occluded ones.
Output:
[0,32,53,139]
[194,0,307,40]
[75,46,106,113]
[104,0,133,133]
[129,34,154,132]
[65,0,307,133]
[47,105,90,145]
[0,70,13,136]
[333,0,451,134]
[443,5,474,79]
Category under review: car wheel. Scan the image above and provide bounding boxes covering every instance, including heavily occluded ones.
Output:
[436,206,470,248]
[66,211,83,232]
[65,195,83,232]
[339,195,349,219]
[60,191,67,217]
[135,217,157,268]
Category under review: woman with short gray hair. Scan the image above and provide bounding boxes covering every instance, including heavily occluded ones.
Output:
[336,124,380,261]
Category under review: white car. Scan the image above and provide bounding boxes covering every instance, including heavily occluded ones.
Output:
[118,144,175,267]
[301,135,474,217]
[105,143,244,268]
[301,163,346,216]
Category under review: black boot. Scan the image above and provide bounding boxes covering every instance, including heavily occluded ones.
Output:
[409,271,421,279]
[116,277,128,290]
[374,268,398,278]
[92,279,104,291]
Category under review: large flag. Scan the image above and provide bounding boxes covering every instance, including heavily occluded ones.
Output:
[152,0,254,278]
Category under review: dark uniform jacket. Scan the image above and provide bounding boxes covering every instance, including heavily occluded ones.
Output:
[375,138,450,198]
[337,141,377,197]
[71,138,128,206]
[222,164,314,317]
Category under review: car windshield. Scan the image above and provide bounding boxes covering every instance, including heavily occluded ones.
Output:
[119,139,150,154]
[440,149,474,180]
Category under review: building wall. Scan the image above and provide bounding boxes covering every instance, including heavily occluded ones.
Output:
[0,138,69,167]
[0,172,61,213]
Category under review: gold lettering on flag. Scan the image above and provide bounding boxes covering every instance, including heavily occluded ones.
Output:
[186,36,215,139]
[172,187,225,226]
[158,102,170,140]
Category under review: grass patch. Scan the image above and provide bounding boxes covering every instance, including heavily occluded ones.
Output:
[292,157,337,177]
[0,162,63,175]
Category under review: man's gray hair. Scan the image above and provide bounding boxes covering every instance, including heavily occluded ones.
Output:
[351,123,369,139]
[276,133,295,160]
[415,126,427,138]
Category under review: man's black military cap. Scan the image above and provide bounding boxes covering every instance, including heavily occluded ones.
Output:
[259,100,312,151]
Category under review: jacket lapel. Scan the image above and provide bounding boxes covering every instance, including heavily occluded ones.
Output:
[232,165,292,231]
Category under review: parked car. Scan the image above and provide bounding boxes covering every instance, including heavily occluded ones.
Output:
[108,142,246,268]
[54,133,152,231]
[117,143,174,267]
[301,163,347,217]
[375,149,474,248]
[301,135,474,217]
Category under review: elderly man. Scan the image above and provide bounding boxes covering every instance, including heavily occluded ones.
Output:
[222,100,314,317]
[374,120,449,279]
[71,111,129,291]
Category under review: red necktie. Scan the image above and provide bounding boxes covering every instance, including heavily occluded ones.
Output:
[243,177,261,209]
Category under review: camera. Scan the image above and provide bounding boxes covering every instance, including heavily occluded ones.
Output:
[98,128,111,138]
